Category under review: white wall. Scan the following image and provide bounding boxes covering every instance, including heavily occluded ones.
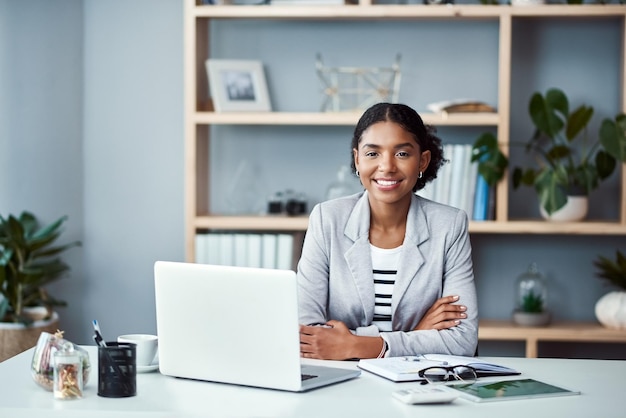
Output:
[81,0,184,343]
[0,0,86,338]
[0,0,184,344]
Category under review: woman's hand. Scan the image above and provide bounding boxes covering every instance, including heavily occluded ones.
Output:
[414,295,467,331]
[299,320,356,360]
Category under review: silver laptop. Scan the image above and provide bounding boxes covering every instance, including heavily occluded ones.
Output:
[154,261,360,392]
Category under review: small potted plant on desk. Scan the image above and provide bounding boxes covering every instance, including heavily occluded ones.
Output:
[0,211,80,362]
[594,250,626,330]
[512,87,626,221]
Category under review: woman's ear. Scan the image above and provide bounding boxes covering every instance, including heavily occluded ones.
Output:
[420,150,431,173]
[353,148,359,169]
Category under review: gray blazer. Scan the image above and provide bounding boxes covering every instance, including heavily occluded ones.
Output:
[297,191,478,357]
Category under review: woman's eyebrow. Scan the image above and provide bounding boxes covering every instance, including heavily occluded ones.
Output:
[360,142,415,149]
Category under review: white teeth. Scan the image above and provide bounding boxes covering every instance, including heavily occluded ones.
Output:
[376,180,398,186]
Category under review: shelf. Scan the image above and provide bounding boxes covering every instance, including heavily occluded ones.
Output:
[193,215,626,235]
[194,5,626,20]
[469,220,626,235]
[195,215,309,232]
[193,111,500,126]
[479,319,626,358]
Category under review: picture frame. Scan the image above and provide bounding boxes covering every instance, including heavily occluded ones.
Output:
[205,59,271,112]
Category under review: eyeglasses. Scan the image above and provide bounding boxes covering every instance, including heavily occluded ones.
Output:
[418,365,478,384]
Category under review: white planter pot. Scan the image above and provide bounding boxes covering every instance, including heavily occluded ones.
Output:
[595,291,626,330]
[512,310,551,327]
[540,195,588,222]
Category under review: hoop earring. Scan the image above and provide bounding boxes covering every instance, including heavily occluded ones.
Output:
[418,171,423,179]
[356,170,360,177]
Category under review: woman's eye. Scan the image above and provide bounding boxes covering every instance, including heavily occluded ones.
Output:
[365,151,378,157]
[397,151,410,158]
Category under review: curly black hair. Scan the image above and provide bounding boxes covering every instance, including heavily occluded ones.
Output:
[350,102,446,192]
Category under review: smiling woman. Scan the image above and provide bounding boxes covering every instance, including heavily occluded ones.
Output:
[297,103,478,361]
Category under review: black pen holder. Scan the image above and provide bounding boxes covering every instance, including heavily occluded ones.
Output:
[97,342,137,398]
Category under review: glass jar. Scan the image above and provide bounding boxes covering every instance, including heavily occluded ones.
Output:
[53,343,83,400]
[513,262,550,326]
[325,165,360,201]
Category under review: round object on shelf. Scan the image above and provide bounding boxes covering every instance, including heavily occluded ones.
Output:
[595,291,626,330]
[539,196,588,222]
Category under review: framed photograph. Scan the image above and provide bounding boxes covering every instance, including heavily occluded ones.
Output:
[205,59,271,112]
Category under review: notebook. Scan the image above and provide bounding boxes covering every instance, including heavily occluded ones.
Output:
[153,261,360,392]
[358,354,520,382]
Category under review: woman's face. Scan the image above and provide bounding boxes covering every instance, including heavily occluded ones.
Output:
[353,121,430,206]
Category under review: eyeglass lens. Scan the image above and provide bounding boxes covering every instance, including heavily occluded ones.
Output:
[422,366,477,383]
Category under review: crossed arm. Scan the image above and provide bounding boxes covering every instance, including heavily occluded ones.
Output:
[299,295,468,360]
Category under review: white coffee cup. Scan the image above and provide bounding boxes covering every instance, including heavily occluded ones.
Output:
[117,334,158,367]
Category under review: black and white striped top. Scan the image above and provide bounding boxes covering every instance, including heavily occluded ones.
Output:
[370,244,401,332]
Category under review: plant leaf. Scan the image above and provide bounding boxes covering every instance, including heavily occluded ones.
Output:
[595,151,616,180]
[472,132,509,187]
[566,105,593,141]
[535,169,568,214]
[600,117,626,162]
[594,250,626,290]
[529,93,561,139]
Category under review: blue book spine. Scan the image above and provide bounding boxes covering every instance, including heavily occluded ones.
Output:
[473,174,489,221]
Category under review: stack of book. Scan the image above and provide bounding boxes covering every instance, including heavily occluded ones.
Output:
[195,232,295,270]
[418,143,494,221]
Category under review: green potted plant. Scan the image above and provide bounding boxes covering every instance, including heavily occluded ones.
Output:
[593,250,626,330]
[512,87,626,219]
[0,211,80,361]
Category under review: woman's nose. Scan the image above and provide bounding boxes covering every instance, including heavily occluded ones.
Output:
[378,154,396,172]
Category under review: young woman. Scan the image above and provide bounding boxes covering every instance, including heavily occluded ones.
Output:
[297,103,478,360]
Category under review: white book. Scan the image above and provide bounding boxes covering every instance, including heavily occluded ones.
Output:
[448,145,467,210]
[246,234,262,268]
[195,233,208,264]
[435,144,454,205]
[206,233,221,265]
[462,146,479,219]
[276,233,294,270]
[261,234,277,269]
[218,234,234,266]
[233,234,249,267]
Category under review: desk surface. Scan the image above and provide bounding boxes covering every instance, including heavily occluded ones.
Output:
[1,346,625,418]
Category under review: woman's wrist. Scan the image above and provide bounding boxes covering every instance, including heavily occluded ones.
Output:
[351,336,388,359]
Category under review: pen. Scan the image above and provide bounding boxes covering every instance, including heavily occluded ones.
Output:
[92,319,107,347]
[92,320,132,393]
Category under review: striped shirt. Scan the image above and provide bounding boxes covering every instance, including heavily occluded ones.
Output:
[370,244,401,332]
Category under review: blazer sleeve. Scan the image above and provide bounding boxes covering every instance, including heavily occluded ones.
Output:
[296,203,330,326]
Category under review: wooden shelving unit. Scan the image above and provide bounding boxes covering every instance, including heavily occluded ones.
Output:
[185,1,626,251]
[479,319,626,358]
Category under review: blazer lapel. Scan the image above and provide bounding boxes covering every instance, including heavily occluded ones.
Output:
[392,195,429,317]
[344,192,375,324]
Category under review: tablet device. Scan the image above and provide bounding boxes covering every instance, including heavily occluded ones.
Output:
[446,378,580,402]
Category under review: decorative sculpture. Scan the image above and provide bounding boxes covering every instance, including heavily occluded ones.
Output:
[316,53,401,112]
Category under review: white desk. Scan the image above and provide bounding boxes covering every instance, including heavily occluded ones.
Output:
[1,346,624,418]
